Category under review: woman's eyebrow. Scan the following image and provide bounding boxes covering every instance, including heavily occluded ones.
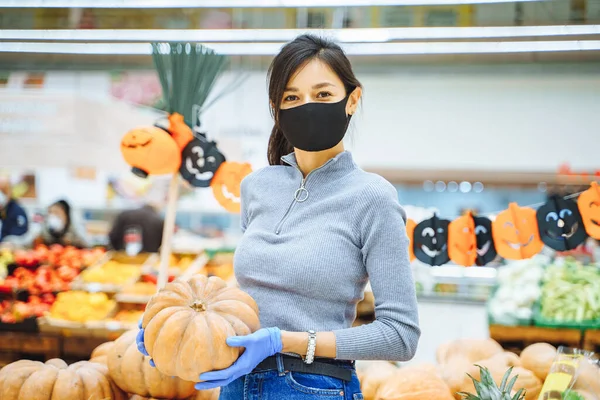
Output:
[312,82,335,89]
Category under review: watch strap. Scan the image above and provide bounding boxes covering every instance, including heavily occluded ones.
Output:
[304,330,317,365]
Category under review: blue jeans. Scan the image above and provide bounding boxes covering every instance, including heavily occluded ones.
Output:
[219,354,364,400]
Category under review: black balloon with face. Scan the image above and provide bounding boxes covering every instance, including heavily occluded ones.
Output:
[536,195,587,251]
[473,216,497,266]
[179,137,226,188]
[413,215,450,266]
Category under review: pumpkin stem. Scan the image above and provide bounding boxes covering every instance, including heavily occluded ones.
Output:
[190,300,207,312]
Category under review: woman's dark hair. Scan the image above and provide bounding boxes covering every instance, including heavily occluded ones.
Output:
[267,34,362,166]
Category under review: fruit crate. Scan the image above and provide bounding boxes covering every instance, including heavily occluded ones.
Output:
[533,302,600,330]
[583,329,600,353]
[0,316,39,333]
[70,252,155,293]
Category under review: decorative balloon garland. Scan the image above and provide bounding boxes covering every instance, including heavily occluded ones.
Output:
[119,42,250,288]
[408,182,600,267]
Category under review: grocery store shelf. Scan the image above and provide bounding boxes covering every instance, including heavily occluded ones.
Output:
[0,0,543,8]
[4,26,599,43]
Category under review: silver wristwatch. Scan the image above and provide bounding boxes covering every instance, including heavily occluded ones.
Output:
[304,330,317,365]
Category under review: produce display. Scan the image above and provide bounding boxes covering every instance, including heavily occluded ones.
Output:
[0,248,14,279]
[0,245,106,294]
[150,253,197,273]
[80,261,142,285]
[0,294,54,323]
[49,291,116,322]
[141,275,260,382]
[488,257,545,325]
[538,259,600,325]
[2,266,73,293]
[107,330,197,399]
[13,244,106,269]
[0,359,126,400]
[121,282,157,296]
[356,339,599,400]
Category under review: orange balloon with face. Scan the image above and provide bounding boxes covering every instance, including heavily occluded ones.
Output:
[406,219,417,262]
[120,126,181,178]
[578,181,600,239]
[492,203,543,260]
[211,162,253,213]
[448,212,477,266]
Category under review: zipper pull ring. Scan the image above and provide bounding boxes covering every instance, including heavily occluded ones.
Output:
[294,180,309,202]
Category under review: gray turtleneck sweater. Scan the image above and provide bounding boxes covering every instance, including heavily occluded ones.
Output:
[233,151,420,361]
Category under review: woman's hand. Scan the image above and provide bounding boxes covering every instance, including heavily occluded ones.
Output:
[194,327,282,390]
[135,319,155,367]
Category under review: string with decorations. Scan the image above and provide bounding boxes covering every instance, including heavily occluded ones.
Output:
[119,42,250,289]
[407,182,599,267]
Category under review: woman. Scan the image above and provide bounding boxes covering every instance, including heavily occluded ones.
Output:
[137,35,420,399]
[35,200,88,248]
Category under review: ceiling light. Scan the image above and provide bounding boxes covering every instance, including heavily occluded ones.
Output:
[2,25,599,43]
[1,40,599,56]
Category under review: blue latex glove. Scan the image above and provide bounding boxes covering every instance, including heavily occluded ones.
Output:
[194,327,282,390]
[136,318,155,367]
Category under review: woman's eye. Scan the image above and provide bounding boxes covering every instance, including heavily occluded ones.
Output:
[316,91,332,99]
[283,95,298,102]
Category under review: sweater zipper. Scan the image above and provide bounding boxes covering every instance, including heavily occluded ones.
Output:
[274,158,335,235]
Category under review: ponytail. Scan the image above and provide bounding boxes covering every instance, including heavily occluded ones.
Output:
[267,126,293,166]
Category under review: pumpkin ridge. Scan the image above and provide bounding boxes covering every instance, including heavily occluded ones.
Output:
[172,312,195,380]
[145,307,185,357]
[208,310,251,338]
[153,309,193,377]
[144,293,190,326]
[205,311,238,371]
[208,300,260,332]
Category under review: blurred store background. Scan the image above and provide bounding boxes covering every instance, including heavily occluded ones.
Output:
[0,1,599,395]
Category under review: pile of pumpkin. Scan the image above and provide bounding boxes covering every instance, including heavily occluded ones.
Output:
[0,274,259,400]
[0,329,219,400]
[357,339,600,400]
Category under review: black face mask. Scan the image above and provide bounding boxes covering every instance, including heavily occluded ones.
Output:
[278,95,352,152]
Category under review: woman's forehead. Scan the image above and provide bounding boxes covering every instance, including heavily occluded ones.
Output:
[286,59,344,90]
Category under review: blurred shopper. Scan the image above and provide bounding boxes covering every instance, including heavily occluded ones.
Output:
[108,205,164,254]
[0,177,29,243]
[137,35,420,400]
[34,199,88,248]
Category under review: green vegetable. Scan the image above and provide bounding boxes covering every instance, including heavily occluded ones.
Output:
[539,259,600,323]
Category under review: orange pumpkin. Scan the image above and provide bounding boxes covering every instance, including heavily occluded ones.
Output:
[448,212,477,267]
[519,343,556,381]
[107,330,196,399]
[129,388,219,400]
[375,366,454,400]
[90,341,115,365]
[0,359,126,400]
[168,113,194,151]
[141,275,260,382]
[121,126,181,178]
[492,203,543,260]
[578,181,600,239]
[406,219,417,262]
[211,162,253,213]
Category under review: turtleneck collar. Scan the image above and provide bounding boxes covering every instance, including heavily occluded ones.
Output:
[280,151,356,176]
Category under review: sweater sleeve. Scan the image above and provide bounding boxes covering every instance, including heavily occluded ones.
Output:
[333,182,420,361]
